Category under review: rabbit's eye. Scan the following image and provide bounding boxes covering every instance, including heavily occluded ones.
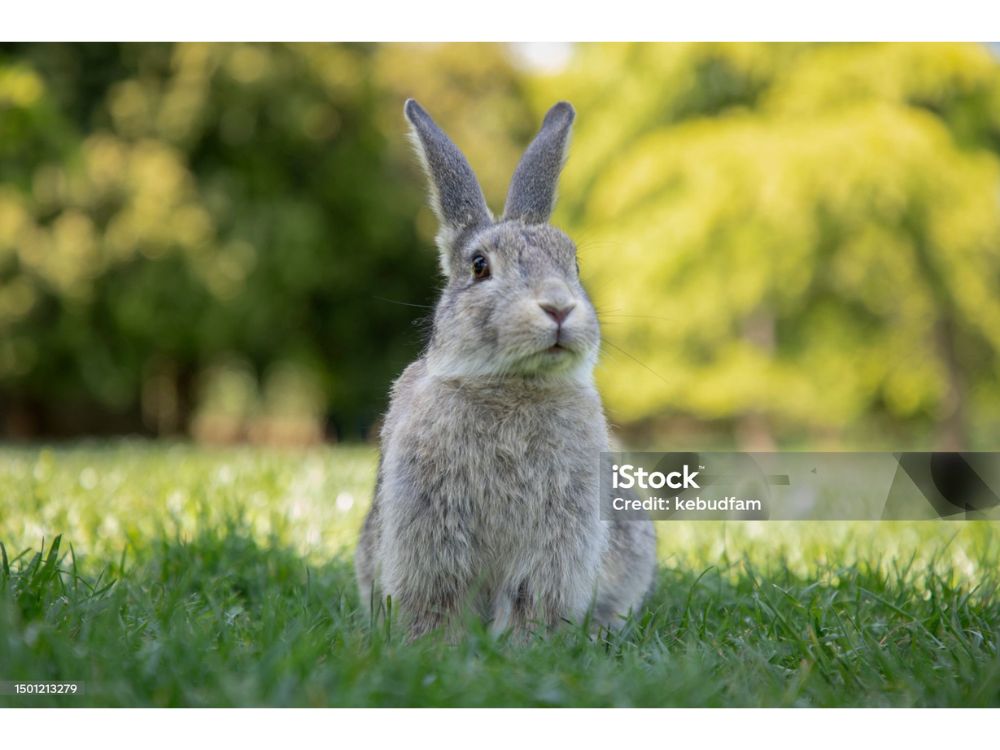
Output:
[471,254,490,281]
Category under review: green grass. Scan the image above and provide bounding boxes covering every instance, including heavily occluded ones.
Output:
[1,441,999,707]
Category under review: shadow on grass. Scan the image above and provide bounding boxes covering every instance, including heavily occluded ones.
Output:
[2,526,1000,707]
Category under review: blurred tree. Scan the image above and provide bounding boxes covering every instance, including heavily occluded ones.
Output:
[0,43,528,440]
[534,43,1000,449]
[3,43,1000,448]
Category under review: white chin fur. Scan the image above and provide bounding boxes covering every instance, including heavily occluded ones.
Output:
[426,344,597,384]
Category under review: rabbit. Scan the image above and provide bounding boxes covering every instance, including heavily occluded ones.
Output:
[355,99,657,639]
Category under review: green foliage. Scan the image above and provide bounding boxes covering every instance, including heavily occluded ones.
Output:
[0,43,528,438]
[1,443,999,707]
[536,43,1000,447]
[2,43,1000,445]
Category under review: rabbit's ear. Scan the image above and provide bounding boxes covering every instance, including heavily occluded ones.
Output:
[502,102,575,224]
[404,99,492,271]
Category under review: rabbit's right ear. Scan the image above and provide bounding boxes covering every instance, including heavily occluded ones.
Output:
[502,102,575,225]
[404,99,492,274]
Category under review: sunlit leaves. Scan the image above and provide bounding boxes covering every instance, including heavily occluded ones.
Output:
[538,43,1000,444]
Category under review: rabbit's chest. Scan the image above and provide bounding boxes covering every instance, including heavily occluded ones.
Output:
[400,385,605,522]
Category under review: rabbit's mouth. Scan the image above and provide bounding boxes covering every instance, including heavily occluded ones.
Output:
[540,342,578,363]
[502,336,593,377]
[545,325,574,354]
[544,335,577,357]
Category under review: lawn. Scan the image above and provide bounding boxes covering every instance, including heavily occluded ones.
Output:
[1,441,998,707]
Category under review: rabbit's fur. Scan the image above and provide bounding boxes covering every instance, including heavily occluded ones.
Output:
[355,99,656,638]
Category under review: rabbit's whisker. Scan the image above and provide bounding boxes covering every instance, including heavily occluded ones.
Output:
[373,296,436,310]
[600,339,672,387]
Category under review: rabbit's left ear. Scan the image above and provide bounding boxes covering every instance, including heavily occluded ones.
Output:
[502,102,575,224]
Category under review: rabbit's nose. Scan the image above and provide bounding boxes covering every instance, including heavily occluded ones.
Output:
[540,302,575,325]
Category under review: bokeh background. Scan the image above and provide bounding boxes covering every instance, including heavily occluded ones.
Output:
[2,42,1000,450]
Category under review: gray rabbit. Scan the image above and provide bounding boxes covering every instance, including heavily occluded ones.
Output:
[355,99,656,638]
